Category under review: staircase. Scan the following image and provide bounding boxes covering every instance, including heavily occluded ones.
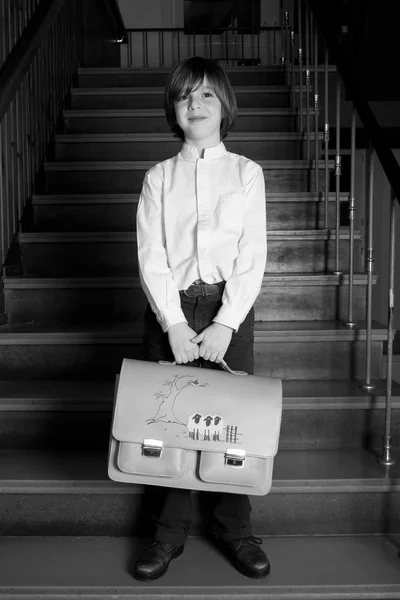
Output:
[1,64,400,598]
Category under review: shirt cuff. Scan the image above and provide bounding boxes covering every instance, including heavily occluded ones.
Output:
[212,306,241,333]
[158,306,188,333]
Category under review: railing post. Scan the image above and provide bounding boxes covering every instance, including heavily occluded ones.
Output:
[313,20,319,192]
[143,31,148,67]
[159,30,165,67]
[333,73,342,275]
[298,0,303,130]
[324,48,329,229]
[291,29,295,107]
[305,2,310,160]
[345,106,357,328]
[362,146,375,391]
[379,187,396,466]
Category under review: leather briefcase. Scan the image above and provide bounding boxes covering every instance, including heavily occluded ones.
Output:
[108,358,282,495]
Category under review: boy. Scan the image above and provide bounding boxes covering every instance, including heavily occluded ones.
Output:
[135,56,268,581]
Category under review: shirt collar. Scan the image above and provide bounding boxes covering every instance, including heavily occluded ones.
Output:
[180,141,227,162]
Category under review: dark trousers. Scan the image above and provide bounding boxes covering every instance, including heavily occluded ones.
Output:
[143,283,254,545]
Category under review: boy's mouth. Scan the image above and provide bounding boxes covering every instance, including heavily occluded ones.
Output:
[188,116,206,122]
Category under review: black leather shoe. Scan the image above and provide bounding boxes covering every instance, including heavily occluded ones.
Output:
[134,541,184,581]
[216,536,270,579]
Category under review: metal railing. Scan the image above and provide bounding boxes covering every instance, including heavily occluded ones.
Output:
[0,0,41,71]
[124,26,282,68]
[0,0,126,280]
[285,0,399,465]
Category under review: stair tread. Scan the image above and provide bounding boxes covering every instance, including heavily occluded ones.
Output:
[0,320,389,343]
[44,159,330,170]
[31,191,348,203]
[56,132,320,141]
[18,229,357,241]
[0,379,398,410]
[0,448,399,490]
[2,273,374,289]
[63,108,311,116]
[78,66,284,74]
[1,534,400,595]
[71,85,292,94]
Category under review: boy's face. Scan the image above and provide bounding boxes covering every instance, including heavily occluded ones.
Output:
[174,78,222,149]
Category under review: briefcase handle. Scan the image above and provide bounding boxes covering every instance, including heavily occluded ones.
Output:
[159,359,248,377]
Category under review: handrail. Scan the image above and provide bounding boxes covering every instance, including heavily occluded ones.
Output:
[305,2,400,205]
[0,0,64,124]
[100,0,127,42]
[125,26,280,32]
[0,0,126,304]
[124,26,281,68]
[295,0,398,465]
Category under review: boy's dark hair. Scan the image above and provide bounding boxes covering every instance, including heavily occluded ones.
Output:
[164,56,237,141]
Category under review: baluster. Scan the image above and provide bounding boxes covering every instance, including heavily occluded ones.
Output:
[177,29,180,63]
[143,31,149,67]
[333,73,341,274]
[160,31,165,67]
[291,29,295,107]
[362,146,375,391]
[379,187,397,466]
[192,30,196,56]
[284,10,289,84]
[322,50,329,229]
[129,31,133,67]
[298,0,303,131]
[0,121,7,264]
[305,3,310,160]
[257,27,261,65]
[345,106,357,328]
[313,21,319,192]
[225,29,229,66]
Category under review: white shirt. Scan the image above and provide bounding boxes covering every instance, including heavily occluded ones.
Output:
[137,141,267,333]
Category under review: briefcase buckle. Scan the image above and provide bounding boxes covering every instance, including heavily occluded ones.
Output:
[225,449,246,467]
[142,439,163,458]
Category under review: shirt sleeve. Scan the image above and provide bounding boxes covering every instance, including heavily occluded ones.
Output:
[213,162,267,331]
[136,166,187,332]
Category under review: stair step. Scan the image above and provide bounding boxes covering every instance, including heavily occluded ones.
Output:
[0,321,387,380]
[63,108,310,133]
[1,448,399,535]
[70,84,300,109]
[2,535,400,598]
[3,274,373,323]
[17,229,358,277]
[77,66,286,87]
[31,192,346,232]
[43,159,328,194]
[0,379,398,451]
[55,132,322,161]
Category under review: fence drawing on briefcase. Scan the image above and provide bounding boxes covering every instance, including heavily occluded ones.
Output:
[146,373,243,445]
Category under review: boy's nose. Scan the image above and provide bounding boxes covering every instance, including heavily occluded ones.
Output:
[188,96,202,110]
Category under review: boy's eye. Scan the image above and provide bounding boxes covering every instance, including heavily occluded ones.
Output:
[203,92,213,97]
[177,94,188,101]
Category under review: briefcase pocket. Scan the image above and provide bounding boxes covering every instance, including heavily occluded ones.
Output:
[198,452,270,488]
[118,442,186,478]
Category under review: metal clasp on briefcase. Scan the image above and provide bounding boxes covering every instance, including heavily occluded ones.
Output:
[142,439,163,458]
[225,449,246,467]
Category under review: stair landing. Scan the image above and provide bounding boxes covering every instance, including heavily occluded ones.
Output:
[1,535,400,599]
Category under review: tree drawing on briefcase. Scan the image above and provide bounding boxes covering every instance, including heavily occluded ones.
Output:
[146,373,242,444]
[146,374,208,425]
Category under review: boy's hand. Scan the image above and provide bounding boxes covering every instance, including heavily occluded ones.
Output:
[191,323,233,363]
[167,322,200,364]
